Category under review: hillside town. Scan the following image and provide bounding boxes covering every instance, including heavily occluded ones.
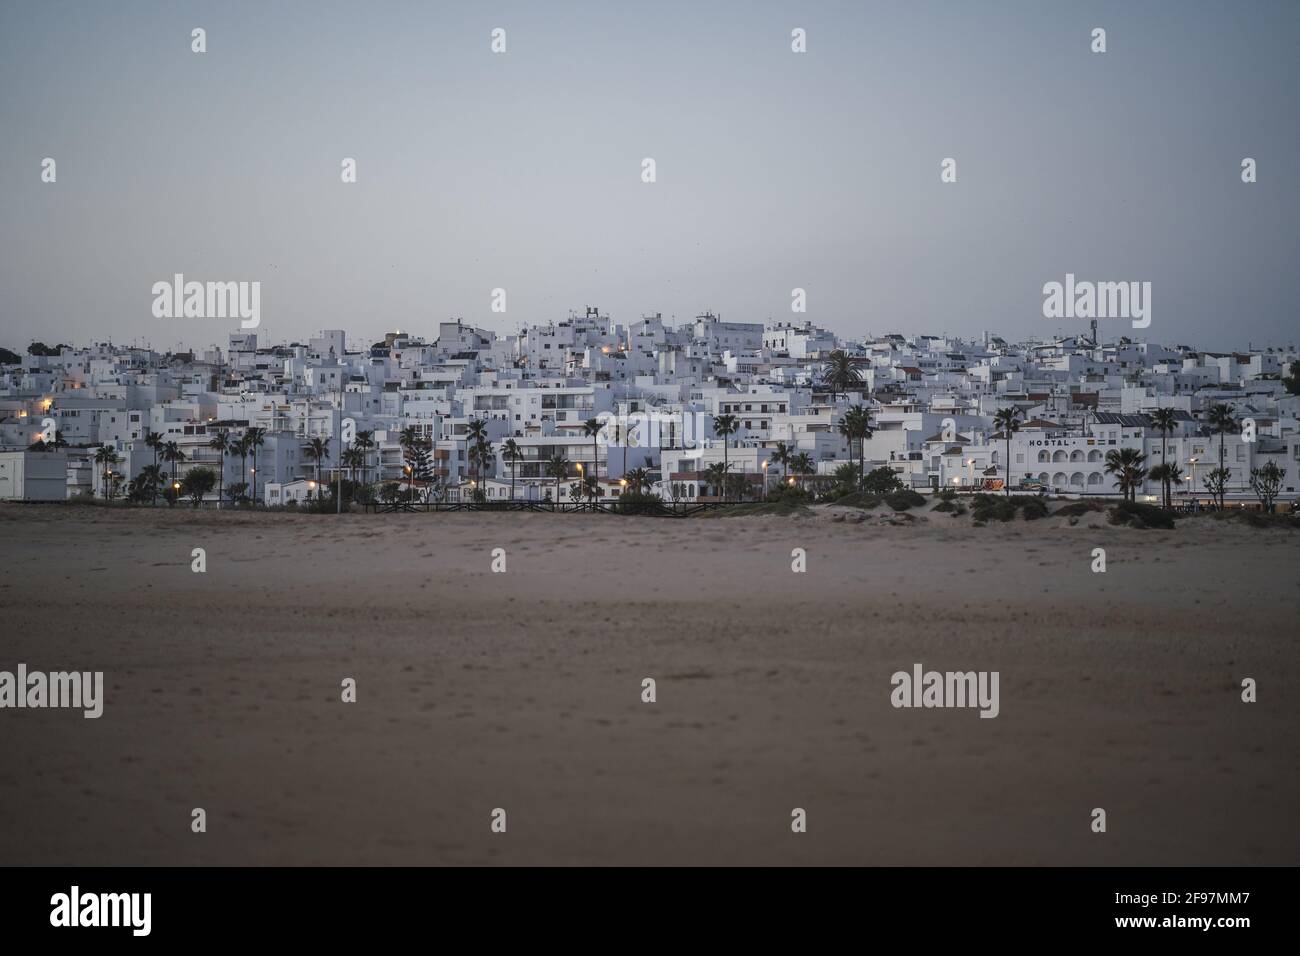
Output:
[1,311,1297,510]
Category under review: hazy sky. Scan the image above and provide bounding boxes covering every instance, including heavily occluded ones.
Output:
[2,0,1297,353]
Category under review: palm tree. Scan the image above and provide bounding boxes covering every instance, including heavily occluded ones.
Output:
[303,437,330,496]
[837,404,874,488]
[503,438,521,501]
[144,431,164,504]
[341,446,366,494]
[245,427,266,505]
[230,433,250,503]
[353,429,376,488]
[1104,447,1148,502]
[821,349,862,402]
[704,461,729,501]
[547,453,569,505]
[93,445,119,499]
[207,428,232,508]
[131,464,164,503]
[1206,403,1236,509]
[159,441,185,505]
[772,441,792,482]
[1149,407,1178,508]
[466,418,489,484]
[625,467,650,494]
[469,439,492,494]
[713,413,738,501]
[1148,462,1183,508]
[581,417,603,482]
[992,406,1023,497]
[789,452,814,477]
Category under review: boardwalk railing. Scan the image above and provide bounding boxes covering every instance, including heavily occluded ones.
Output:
[364,500,743,517]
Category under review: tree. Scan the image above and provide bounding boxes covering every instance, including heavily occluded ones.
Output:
[547,454,569,505]
[771,442,792,483]
[1203,467,1230,509]
[342,446,367,499]
[992,407,1023,497]
[180,467,216,507]
[303,437,330,494]
[1206,403,1236,509]
[1105,447,1148,502]
[704,461,729,500]
[821,349,862,402]
[159,441,186,506]
[353,429,376,488]
[398,426,421,496]
[581,417,603,482]
[127,465,163,503]
[469,439,492,493]
[93,445,120,499]
[207,428,233,508]
[0,346,21,365]
[625,467,650,494]
[1283,360,1300,396]
[582,473,600,503]
[1249,461,1285,513]
[862,466,905,496]
[466,418,489,485]
[789,452,814,477]
[832,462,861,493]
[144,431,164,504]
[1148,462,1183,509]
[245,427,266,505]
[837,404,874,488]
[503,438,521,501]
[400,432,433,500]
[713,414,738,501]
[1149,407,1178,508]
[229,433,250,506]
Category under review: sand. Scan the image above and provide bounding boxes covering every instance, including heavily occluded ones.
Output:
[1,501,1296,865]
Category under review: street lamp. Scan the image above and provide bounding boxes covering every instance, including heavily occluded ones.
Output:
[762,460,769,500]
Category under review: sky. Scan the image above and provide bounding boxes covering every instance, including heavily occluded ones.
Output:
[1,0,1297,354]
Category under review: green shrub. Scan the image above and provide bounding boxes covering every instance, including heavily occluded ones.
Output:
[1020,497,1049,520]
[862,467,906,496]
[972,498,1018,522]
[831,491,883,509]
[1108,500,1175,529]
[1053,499,1107,517]
[885,489,926,511]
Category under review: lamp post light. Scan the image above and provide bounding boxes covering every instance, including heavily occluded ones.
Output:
[762,460,769,500]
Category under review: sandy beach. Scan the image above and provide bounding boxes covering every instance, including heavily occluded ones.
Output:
[1,502,1296,866]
